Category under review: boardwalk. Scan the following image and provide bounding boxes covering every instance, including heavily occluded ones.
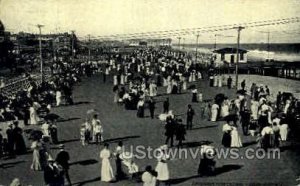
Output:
[0,74,299,186]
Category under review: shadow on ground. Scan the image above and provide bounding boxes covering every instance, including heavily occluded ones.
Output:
[70,159,98,166]
[104,135,140,143]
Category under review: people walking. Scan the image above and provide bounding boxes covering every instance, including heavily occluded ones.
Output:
[100,143,115,182]
[175,119,186,148]
[148,98,156,119]
[155,145,170,186]
[186,104,195,130]
[55,145,71,185]
[165,117,175,147]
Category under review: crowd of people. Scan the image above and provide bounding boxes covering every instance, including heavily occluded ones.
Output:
[1,46,300,186]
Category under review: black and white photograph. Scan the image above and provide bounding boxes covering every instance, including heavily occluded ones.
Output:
[0,0,300,185]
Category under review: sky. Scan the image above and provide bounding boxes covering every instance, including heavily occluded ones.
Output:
[1,0,300,43]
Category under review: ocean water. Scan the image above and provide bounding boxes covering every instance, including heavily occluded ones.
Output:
[180,43,300,62]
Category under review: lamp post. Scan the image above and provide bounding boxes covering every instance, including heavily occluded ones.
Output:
[195,33,200,63]
[177,37,181,50]
[37,24,44,83]
[234,26,245,90]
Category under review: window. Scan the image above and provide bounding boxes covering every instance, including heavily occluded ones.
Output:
[230,55,234,63]
[221,53,225,61]
[240,53,244,61]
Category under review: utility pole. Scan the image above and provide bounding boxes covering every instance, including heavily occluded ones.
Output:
[182,38,185,50]
[267,31,270,61]
[88,34,91,63]
[177,37,181,50]
[71,30,75,60]
[37,24,44,83]
[195,33,200,63]
[234,26,245,90]
[214,34,217,50]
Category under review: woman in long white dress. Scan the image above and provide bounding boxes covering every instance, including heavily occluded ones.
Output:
[29,103,40,125]
[100,143,115,182]
[231,126,243,148]
[120,74,125,85]
[192,71,196,82]
[142,166,157,186]
[213,75,218,87]
[166,81,172,94]
[182,77,187,91]
[210,103,219,122]
[149,82,157,97]
[113,75,118,86]
[220,100,230,118]
[155,145,170,184]
[250,100,259,120]
[31,140,42,171]
[56,90,62,106]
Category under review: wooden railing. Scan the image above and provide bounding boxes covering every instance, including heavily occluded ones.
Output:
[0,73,52,97]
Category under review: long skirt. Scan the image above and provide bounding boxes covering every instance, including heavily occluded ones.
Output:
[124,75,128,83]
[192,74,196,82]
[231,130,243,148]
[31,150,42,171]
[198,157,216,176]
[183,81,187,91]
[261,134,274,150]
[113,75,118,86]
[188,75,192,82]
[171,85,178,94]
[120,75,125,85]
[155,162,169,181]
[222,132,231,147]
[198,93,203,102]
[211,109,218,122]
[30,112,39,125]
[220,105,229,118]
[213,76,218,87]
[101,159,115,182]
[279,124,288,141]
[167,85,172,94]
[163,78,168,87]
[56,96,62,106]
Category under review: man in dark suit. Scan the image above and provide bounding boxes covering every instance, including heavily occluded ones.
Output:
[55,145,71,185]
[175,119,186,148]
[186,104,195,130]
[165,117,175,147]
[148,98,156,119]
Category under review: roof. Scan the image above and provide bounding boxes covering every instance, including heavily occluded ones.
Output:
[213,47,248,54]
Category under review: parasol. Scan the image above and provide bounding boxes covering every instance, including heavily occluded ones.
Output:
[29,130,44,140]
